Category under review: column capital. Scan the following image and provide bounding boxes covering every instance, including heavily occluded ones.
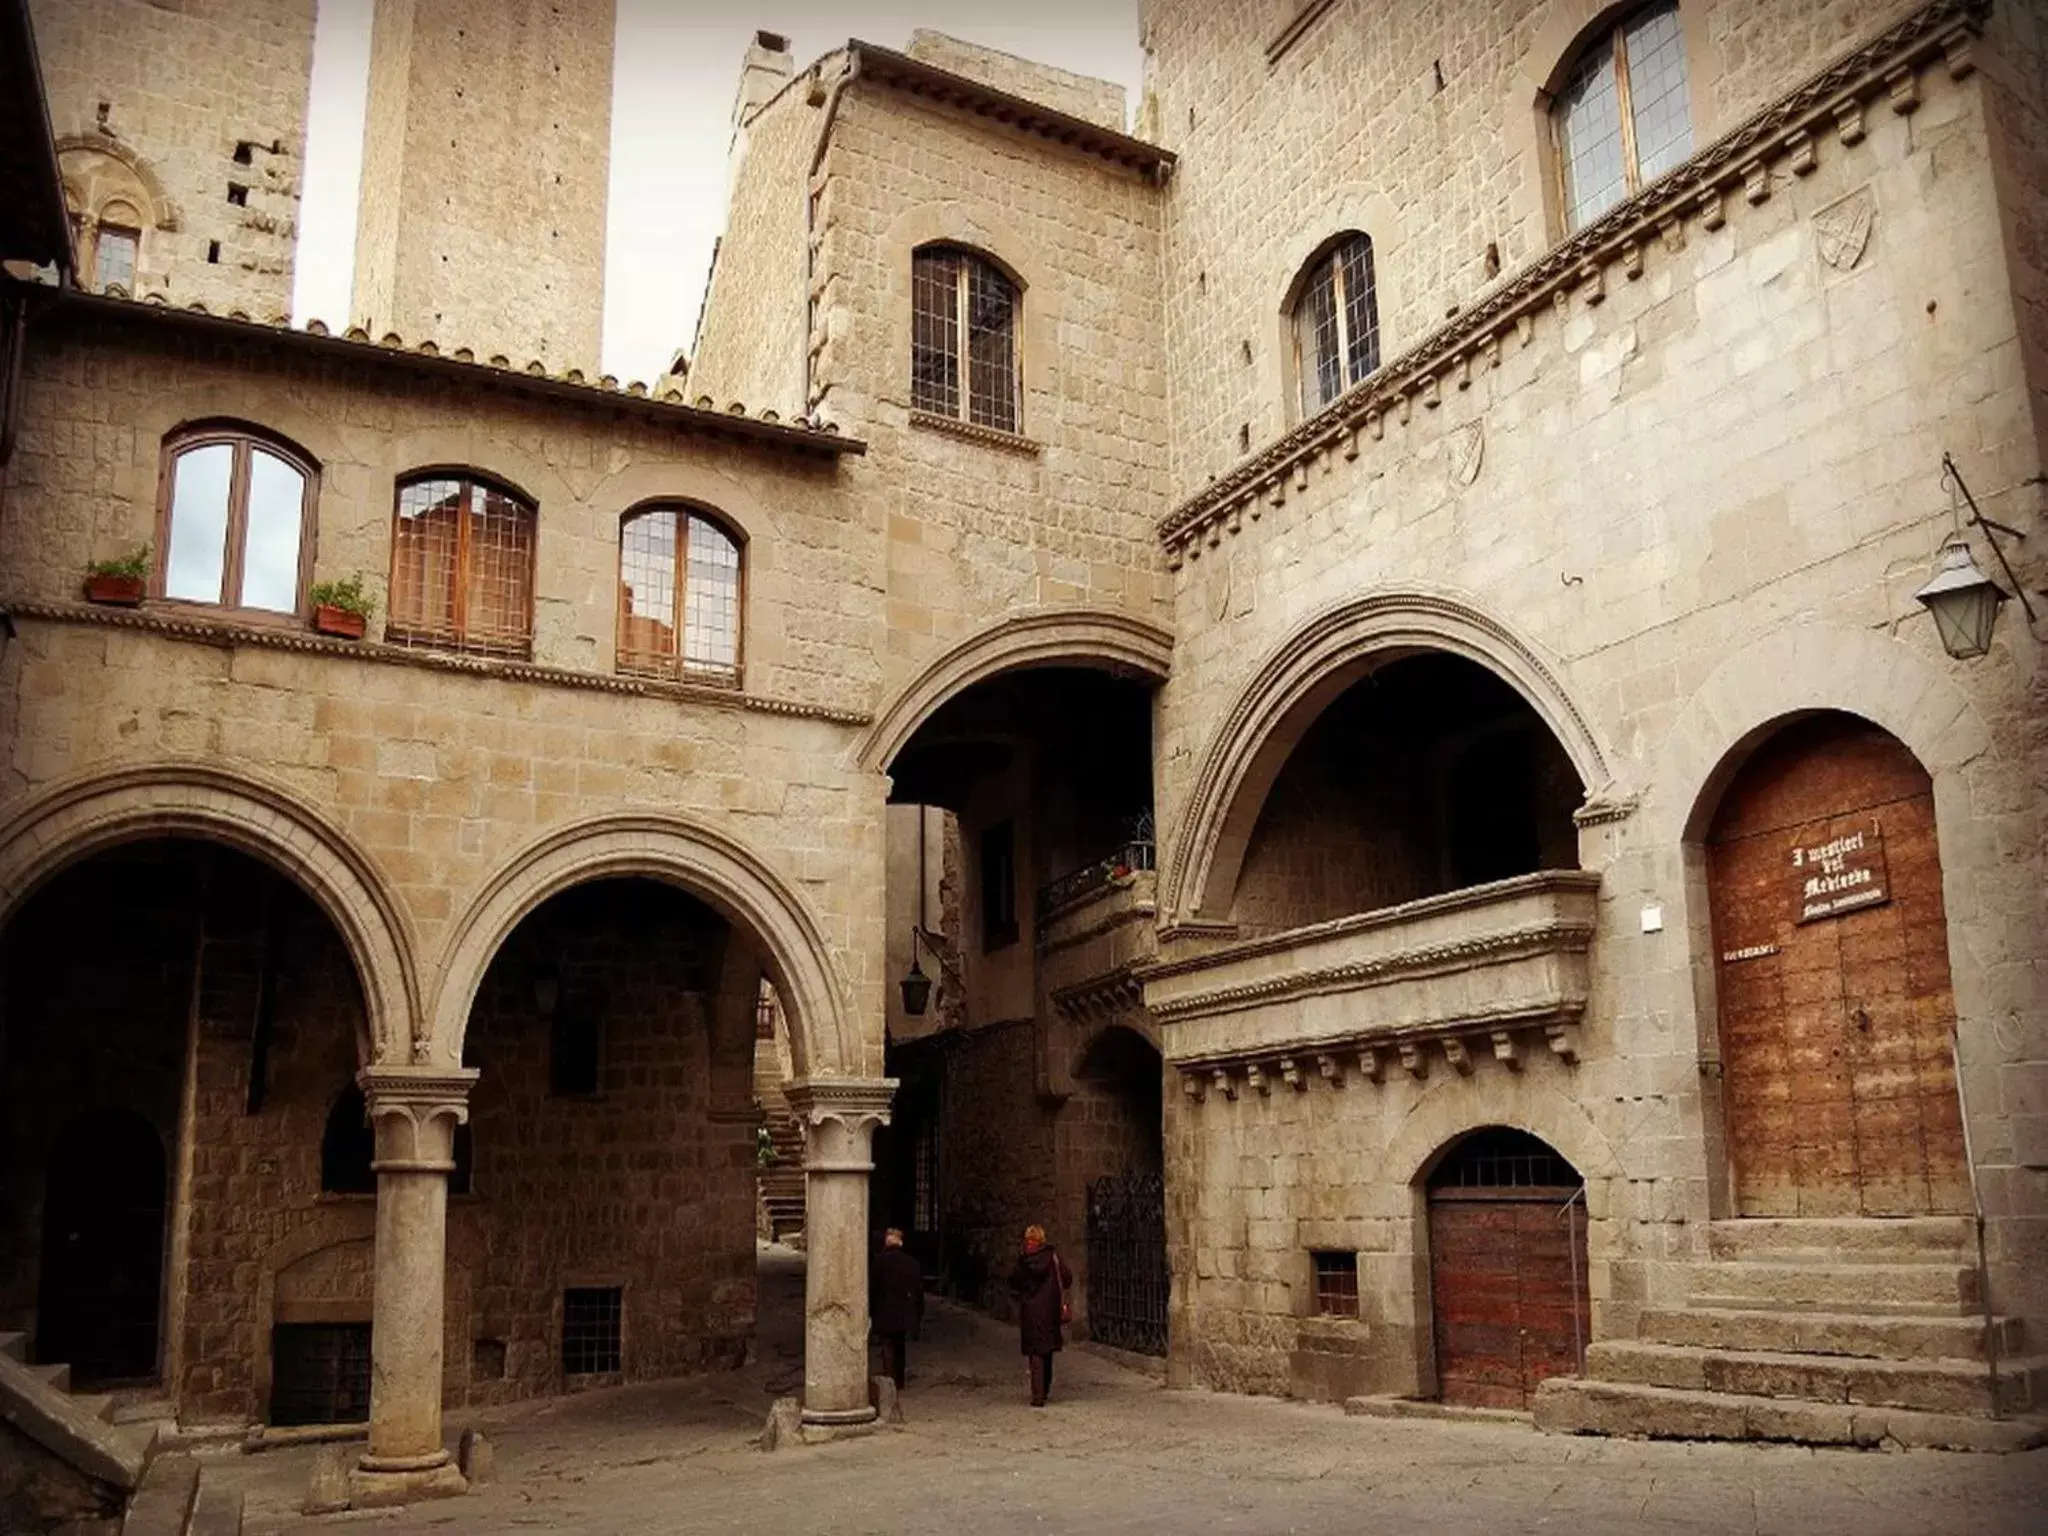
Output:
[358,1065,478,1174]
[783,1075,897,1132]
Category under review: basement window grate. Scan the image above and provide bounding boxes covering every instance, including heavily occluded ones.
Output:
[1311,1251,1359,1317]
[562,1287,622,1375]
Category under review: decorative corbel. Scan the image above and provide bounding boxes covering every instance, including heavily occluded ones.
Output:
[1741,160,1770,205]
[1784,129,1816,177]
[1181,1071,1206,1103]
[1358,1046,1385,1084]
[1885,65,1919,115]
[1939,26,1976,79]
[1280,1057,1309,1092]
[1545,1023,1582,1065]
[1399,1041,1428,1080]
[1246,1061,1271,1096]
[1212,1067,1237,1101]
[1491,1030,1522,1071]
[1317,1052,1345,1088]
[1832,97,1866,146]
[1443,1038,1474,1077]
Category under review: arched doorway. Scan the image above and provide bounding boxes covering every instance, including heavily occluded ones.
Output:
[1426,1127,1588,1410]
[1705,712,1969,1217]
[37,1108,167,1383]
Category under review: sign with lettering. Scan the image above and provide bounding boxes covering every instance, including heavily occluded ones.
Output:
[1791,821,1889,924]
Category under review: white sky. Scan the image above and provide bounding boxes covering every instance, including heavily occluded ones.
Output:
[292,0,1144,384]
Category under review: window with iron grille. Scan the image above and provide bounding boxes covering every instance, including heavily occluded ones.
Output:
[158,425,315,615]
[561,1287,622,1375]
[1428,1127,1582,1191]
[911,245,1020,434]
[1553,1,1693,232]
[387,473,537,658]
[616,504,743,685]
[1291,233,1380,418]
[1311,1250,1359,1317]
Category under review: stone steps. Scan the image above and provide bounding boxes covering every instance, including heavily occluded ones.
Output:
[1534,1377,2048,1452]
[1586,1340,2048,1417]
[1705,1216,1977,1266]
[1688,1261,1979,1315]
[1637,1305,2022,1362]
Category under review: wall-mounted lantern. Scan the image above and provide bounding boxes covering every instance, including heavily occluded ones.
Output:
[1915,452,2035,661]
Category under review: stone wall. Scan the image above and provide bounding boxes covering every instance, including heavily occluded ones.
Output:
[903,32,1128,130]
[350,0,614,375]
[28,0,315,315]
[1138,0,1940,496]
[1144,8,2048,1395]
[0,306,887,1082]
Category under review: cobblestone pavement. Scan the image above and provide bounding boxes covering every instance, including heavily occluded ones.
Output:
[214,1246,2048,1535]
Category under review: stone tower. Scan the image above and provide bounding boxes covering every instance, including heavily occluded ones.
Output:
[351,0,615,374]
[27,0,317,316]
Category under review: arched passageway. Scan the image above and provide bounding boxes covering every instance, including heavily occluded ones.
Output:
[1703,712,1968,1217]
[1233,652,1583,931]
[0,838,370,1413]
[1425,1127,1588,1410]
[454,876,761,1403]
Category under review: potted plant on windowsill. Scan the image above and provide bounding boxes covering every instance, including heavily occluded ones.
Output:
[83,547,149,606]
[309,574,374,640]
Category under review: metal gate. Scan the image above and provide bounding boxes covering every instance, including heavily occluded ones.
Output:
[1085,1171,1167,1356]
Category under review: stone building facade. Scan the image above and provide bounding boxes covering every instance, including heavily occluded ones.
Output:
[0,0,2044,1513]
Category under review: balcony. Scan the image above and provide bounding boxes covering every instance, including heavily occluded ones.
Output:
[1036,838,1159,1021]
[1138,872,1601,1097]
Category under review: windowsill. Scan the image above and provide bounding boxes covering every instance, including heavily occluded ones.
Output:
[149,596,304,628]
[383,626,534,664]
[617,663,742,692]
[909,410,1043,457]
[1266,0,1339,66]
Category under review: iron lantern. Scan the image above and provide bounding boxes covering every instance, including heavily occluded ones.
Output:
[1914,536,2006,660]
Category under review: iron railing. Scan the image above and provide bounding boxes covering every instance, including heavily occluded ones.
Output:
[1036,837,1156,920]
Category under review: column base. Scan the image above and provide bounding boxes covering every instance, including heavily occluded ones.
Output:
[349,1456,468,1508]
[799,1403,879,1427]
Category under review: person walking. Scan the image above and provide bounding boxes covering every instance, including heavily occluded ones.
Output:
[1007,1223,1072,1407]
[870,1227,924,1389]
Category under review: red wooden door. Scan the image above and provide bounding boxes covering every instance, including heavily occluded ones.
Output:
[1706,716,1968,1217]
[1428,1187,1588,1409]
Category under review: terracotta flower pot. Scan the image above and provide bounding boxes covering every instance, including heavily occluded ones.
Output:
[312,604,368,639]
[83,573,145,606]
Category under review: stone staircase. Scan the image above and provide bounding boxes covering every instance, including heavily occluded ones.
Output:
[754,1041,807,1243]
[1535,1217,2048,1451]
[0,1332,241,1534]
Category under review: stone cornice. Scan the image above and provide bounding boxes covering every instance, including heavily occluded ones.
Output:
[848,41,1175,181]
[1143,918,1595,1025]
[1139,870,1602,987]
[1173,1012,1585,1102]
[1154,0,1989,558]
[1051,966,1147,1022]
[4,598,873,727]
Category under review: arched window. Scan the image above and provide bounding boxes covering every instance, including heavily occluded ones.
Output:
[321,1083,472,1195]
[90,202,141,293]
[387,473,537,658]
[158,426,315,614]
[616,505,743,684]
[320,1084,376,1195]
[1553,1,1693,232]
[1291,233,1380,417]
[911,245,1020,433]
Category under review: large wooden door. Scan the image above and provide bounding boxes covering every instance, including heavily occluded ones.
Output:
[1706,715,1969,1216]
[1427,1130,1588,1410]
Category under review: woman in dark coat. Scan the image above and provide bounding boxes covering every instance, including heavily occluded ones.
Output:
[1007,1223,1073,1406]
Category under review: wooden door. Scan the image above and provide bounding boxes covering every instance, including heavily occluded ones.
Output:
[1429,1188,1589,1409]
[1706,715,1969,1217]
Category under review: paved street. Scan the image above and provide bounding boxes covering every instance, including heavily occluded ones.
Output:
[213,1247,2048,1535]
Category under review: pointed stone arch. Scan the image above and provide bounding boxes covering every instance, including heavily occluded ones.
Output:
[0,763,420,1065]
[855,606,1174,775]
[426,813,862,1078]
[1160,588,1615,926]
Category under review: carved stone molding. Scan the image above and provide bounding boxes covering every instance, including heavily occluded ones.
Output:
[1175,1016,1584,1104]
[359,1066,478,1174]
[785,1077,897,1173]
[1051,967,1147,1023]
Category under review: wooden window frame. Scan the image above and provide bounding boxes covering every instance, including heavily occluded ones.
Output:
[91,220,140,292]
[153,425,318,620]
[385,469,539,660]
[1289,233,1380,419]
[1550,2,1685,234]
[911,244,1023,436]
[613,502,747,688]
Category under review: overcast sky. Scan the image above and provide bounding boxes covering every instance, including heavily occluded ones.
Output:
[292,0,1144,384]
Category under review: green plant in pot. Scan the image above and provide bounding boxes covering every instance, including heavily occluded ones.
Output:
[83,546,150,606]
[309,574,375,639]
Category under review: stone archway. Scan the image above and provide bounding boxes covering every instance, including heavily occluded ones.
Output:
[426,812,863,1082]
[0,763,421,1065]
[1161,588,1615,926]
[856,606,1174,776]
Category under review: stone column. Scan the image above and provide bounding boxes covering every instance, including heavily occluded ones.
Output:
[784,1077,896,1426]
[351,1065,477,1508]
